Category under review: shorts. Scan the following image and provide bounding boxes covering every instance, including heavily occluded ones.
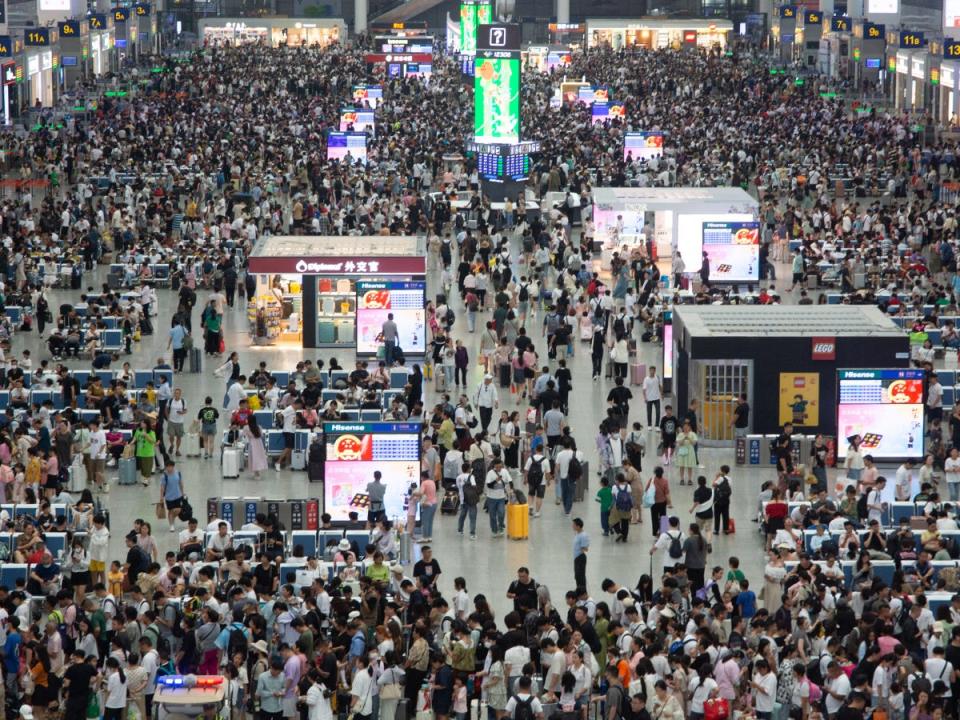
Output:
[168,422,184,438]
[45,474,60,490]
[89,560,105,573]
[71,570,91,587]
[513,367,525,383]
[524,367,535,379]
[201,422,217,437]
[696,516,713,533]
[792,272,804,283]
[528,483,545,499]
[165,497,183,511]
[91,458,106,475]
[283,432,295,449]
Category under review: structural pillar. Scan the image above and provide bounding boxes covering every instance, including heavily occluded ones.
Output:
[556,0,569,25]
[354,0,367,34]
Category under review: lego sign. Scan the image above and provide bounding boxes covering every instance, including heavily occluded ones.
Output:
[811,337,836,360]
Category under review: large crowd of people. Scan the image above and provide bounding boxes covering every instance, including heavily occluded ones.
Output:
[0,22,953,720]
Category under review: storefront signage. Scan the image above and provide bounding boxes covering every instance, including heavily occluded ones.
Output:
[134,3,150,15]
[0,36,12,56]
[112,7,129,21]
[1,63,14,86]
[779,5,796,17]
[25,28,50,47]
[831,16,850,32]
[803,10,822,24]
[364,53,433,63]
[58,21,80,37]
[899,31,925,47]
[548,23,584,32]
[683,29,697,44]
[863,22,884,39]
[945,41,960,59]
[811,336,836,360]
[248,256,426,275]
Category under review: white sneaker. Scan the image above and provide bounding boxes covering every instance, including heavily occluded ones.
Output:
[533,512,541,518]
[274,463,281,471]
[168,526,175,533]
[470,534,477,540]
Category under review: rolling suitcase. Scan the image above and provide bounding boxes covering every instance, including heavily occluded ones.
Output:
[189,347,202,373]
[499,363,511,388]
[630,363,645,386]
[222,446,241,478]
[67,461,87,492]
[574,460,589,501]
[292,449,306,471]
[440,490,460,515]
[506,503,529,539]
[435,371,448,393]
[318,322,336,344]
[118,456,138,485]
[183,433,201,458]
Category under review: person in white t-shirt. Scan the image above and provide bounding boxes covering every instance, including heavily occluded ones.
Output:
[452,577,470,621]
[642,367,662,426]
[87,420,108,492]
[946,447,960,503]
[749,660,777,719]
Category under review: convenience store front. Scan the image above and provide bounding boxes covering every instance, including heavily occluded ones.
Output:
[246,236,427,352]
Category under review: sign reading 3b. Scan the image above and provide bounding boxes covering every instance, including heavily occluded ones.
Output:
[477,23,521,52]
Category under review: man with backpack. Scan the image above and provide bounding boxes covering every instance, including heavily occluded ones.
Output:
[650,516,686,570]
[523,446,552,518]
[215,610,249,669]
[505,676,545,720]
[555,438,582,515]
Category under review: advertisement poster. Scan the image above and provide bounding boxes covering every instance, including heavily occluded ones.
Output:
[323,423,421,522]
[701,221,760,282]
[339,108,375,135]
[663,323,673,380]
[560,81,589,104]
[474,57,520,144]
[591,102,625,124]
[460,2,478,54]
[947,0,960,27]
[356,281,426,355]
[326,132,367,164]
[352,85,383,108]
[778,372,820,427]
[477,2,492,26]
[624,131,664,162]
[836,369,925,460]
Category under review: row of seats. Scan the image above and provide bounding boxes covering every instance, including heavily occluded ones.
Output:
[785,559,958,603]
[797,527,958,555]
[785,501,943,526]
[200,527,379,562]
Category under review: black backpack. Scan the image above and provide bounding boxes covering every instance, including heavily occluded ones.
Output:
[227,626,248,659]
[512,696,535,720]
[568,456,582,481]
[527,457,544,486]
[667,531,683,559]
[519,284,529,302]
[856,492,869,520]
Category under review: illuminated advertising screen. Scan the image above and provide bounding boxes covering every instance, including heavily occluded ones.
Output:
[546,50,571,70]
[339,108,376,135]
[326,132,367,164]
[577,85,608,105]
[560,81,589,104]
[474,56,520,144]
[356,281,426,356]
[624,131,664,162]
[323,422,421,522]
[460,2,478,54]
[663,322,673,379]
[700,221,760,282]
[947,0,960,27]
[352,84,383,108]
[477,2,492,26]
[378,36,433,53]
[676,213,754,269]
[837,369,924,460]
[591,102,625,124]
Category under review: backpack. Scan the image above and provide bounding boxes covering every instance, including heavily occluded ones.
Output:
[568,456,582,481]
[715,477,731,502]
[519,284,529,302]
[445,307,455,327]
[667,531,683,559]
[805,679,823,703]
[227,625,248,659]
[527,457,545,486]
[856,492,869,520]
[463,476,480,506]
[806,654,826,687]
[512,695,536,720]
[615,487,633,512]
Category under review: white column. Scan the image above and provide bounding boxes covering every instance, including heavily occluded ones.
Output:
[556,0,569,25]
[354,0,367,35]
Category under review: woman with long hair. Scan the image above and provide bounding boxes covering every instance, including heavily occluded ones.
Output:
[243,414,268,480]
[683,524,708,593]
[103,656,128,720]
[376,652,405,720]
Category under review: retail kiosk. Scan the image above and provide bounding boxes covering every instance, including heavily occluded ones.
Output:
[246,236,427,352]
[671,306,910,444]
[197,18,345,47]
[585,18,732,50]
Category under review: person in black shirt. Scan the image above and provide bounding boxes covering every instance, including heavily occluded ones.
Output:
[63,649,98,720]
[555,359,573,414]
[124,532,149,588]
[835,692,868,720]
[607,377,633,426]
[412,546,441,589]
[506,567,539,613]
[731,394,750,435]
[253,553,278,596]
[659,406,678,463]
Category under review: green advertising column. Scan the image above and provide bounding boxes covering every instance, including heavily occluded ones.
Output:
[474,23,521,145]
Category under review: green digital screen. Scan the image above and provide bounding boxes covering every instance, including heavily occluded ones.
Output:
[474,56,520,144]
[460,2,477,54]
[477,2,492,26]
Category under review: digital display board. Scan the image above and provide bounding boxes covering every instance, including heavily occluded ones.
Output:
[701,221,760,282]
[352,84,383,108]
[947,0,960,28]
[459,2,478,54]
[577,85,609,105]
[677,213,755,269]
[865,58,881,68]
[624,131,664,162]
[323,423,421,522]
[477,151,530,181]
[545,50,571,70]
[326,132,367,164]
[356,281,426,356]
[339,108,376,135]
[377,36,433,53]
[474,56,520,144]
[837,369,924,460]
[591,102,625,124]
[663,322,673,380]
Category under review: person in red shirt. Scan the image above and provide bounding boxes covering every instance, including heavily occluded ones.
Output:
[231,399,252,427]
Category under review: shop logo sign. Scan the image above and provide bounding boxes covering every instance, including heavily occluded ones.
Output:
[811,336,836,360]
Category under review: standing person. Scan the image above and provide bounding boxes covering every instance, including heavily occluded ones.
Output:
[165,388,187,457]
[132,419,157,487]
[590,326,605,381]
[366,472,387,526]
[675,420,697,486]
[646,467,671,535]
[523,445,551,518]
[159,460,184,533]
[642,367,662,427]
[456,462,480,539]
[474,374,499,433]
[166,319,190,374]
[197,398,219,460]
[731,394,750,437]
[62,649,97,720]
[242,415,268,480]
[256,659,286,720]
[810,435,829,493]
[103,657,128,720]
[690,476,714,548]
[712,466,733,536]
[609,473,633,543]
[845,435,864,483]
[947,446,960,502]
[658,406,678,465]
[572,518,589,591]
[381,314,399,366]
[417,472,437,543]
[485,459,511,537]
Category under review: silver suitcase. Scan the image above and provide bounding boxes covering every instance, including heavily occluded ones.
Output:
[222,446,241,478]
[292,450,306,471]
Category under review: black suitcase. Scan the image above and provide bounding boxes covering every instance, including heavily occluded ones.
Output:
[308,462,324,483]
[499,363,510,388]
[440,490,460,515]
[189,347,202,373]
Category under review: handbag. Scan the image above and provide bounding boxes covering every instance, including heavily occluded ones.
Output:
[380,683,402,701]
[704,698,730,720]
[642,483,656,509]
[155,501,166,520]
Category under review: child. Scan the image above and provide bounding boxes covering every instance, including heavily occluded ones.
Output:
[107,560,124,599]
[452,676,467,720]
[725,556,746,593]
[659,405,677,465]
[734,579,757,620]
[595,477,612,536]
